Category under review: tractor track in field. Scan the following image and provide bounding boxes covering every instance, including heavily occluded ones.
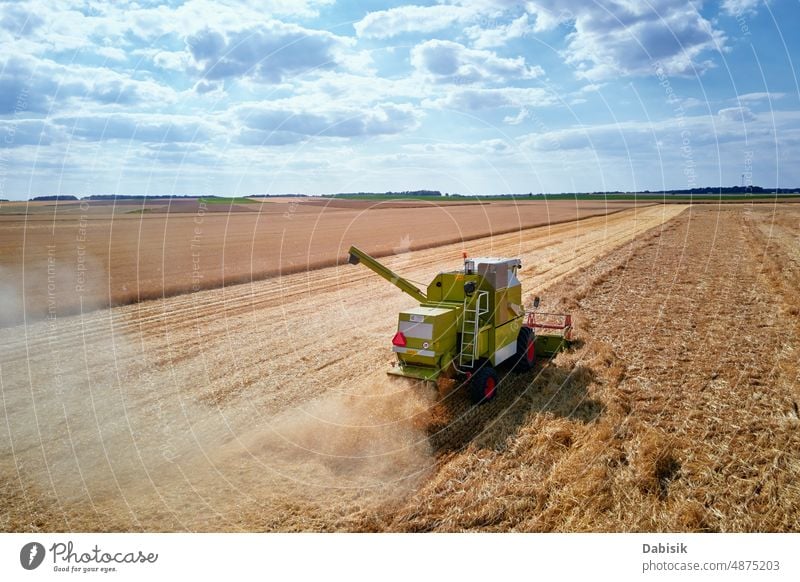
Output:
[1,199,651,327]
[1,204,687,531]
[380,204,800,532]
[0,205,683,362]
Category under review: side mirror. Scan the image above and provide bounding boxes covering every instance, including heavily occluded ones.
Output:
[533,296,540,308]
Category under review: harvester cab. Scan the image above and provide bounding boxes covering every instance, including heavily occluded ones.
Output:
[347,245,572,404]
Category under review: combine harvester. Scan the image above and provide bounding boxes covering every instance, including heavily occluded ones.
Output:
[348,246,573,404]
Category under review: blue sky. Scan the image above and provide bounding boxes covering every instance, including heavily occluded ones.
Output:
[1,0,798,198]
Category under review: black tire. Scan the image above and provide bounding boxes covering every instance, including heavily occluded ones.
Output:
[513,327,536,372]
[469,365,499,405]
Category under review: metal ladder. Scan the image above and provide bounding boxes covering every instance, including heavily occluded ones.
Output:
[459,291,489,369]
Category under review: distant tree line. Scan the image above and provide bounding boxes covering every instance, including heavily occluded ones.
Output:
[83,194,199,200]
[31,195,79,201]
[332,190,442,197]
[26,186,800,202]
[636,186,800,195]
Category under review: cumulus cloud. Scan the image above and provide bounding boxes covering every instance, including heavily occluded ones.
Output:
[139,142,219,165]
[52,114,215,143]
[521,123,653,152]
[291,72,423,108]
[135,49,194,72]
[354,4,474,38]
[0,56,175,114]
[425,87,554,110]
[520,112,776,154]
[95,46,128,62]
[503,108,530,125]
[2,0,793,198]
[235,102,420,145]
[465,13,534,49]
[452,138,513,154]
[527,0,725,79]
[0,119,54,148]
[737,92,785,103]
[411,40,543,85]
[4,2,359,82]
[9,0,339,47]
[240,0,335,19]
[0,58,51,114]
[405,138,515,156]
[718,106,756,122]
[186,21,356,83]
[0,3,44,36]
[720,0,762,16]
[193,79,224,94]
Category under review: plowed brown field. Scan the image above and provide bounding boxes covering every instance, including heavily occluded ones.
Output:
[2,203,798,532]
[0,198,647,326]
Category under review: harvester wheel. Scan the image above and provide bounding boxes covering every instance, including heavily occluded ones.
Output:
[469,365,499,405]
[514,327,535,372]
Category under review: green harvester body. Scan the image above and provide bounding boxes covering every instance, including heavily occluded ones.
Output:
[348,245,569,385]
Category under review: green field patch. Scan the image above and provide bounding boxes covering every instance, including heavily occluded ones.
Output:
[199,196,257,204]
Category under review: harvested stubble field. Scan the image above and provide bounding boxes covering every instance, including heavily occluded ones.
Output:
[1,202,798,532]
[0,197,646,325]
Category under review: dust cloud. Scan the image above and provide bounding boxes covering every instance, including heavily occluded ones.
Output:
[1,311,435,529]
[227,375,435,489]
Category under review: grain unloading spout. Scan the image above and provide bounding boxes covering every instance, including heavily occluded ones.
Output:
[347,245,427,303]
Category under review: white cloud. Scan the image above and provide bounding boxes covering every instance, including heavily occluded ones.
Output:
[720,0,762,16]
[3,0,797,198]
[150,49,195,72]
[1,0,341,56]
[292,72,423,108]
[681,97,708,109]
[354,4,475,39]
[104,0,338,41]
[186,21,357,83]
[0,55,176,114]
[236,0,335,19]
[527,0,725,79]
[404,138,516,156]
[0,119,55,148]
[425,87,555,110]
[579,83,603,93]
[139,142,219,166]
[519,109,779,154]
[466,13,533,49]
[95,46,128,62]
[504,108,530,125]
[193,79,224,95]
[411,39,543,84]
[234,102,420,145]
[513,111,800,191]
[737,92,786,103]
[0,3,45,36]
[718,106,756,122]
[52,113,218,143]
